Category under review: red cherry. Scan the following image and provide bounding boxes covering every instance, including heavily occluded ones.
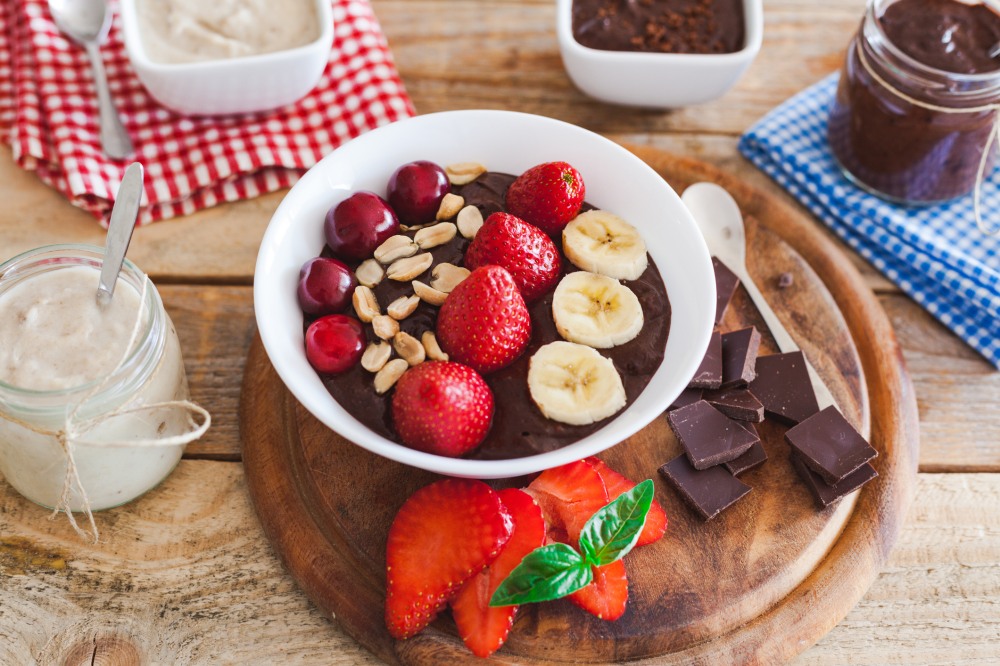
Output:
[387,160,450,226]
[297,257,357,315]
[305,314,366,375]
[325,191,399,261]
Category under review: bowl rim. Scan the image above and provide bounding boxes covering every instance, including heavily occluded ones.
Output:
[556,0,764,63]
[254,109,716,479]
[119,0,334,73]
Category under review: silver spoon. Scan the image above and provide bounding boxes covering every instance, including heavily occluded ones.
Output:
[48,0,134,160]
[97,162,143,305]
[681,182,838,411]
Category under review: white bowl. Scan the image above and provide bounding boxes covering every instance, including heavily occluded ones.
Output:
[557,0,763,108]
[119,0,333,115]
[254,110,715,479]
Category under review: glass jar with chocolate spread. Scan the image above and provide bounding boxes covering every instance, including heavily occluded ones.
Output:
[828,0,1000,204]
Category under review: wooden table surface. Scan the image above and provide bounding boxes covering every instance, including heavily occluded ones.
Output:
[2,0,999,663]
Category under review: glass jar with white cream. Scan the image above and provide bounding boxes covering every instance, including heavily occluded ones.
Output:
[0,244,201,511]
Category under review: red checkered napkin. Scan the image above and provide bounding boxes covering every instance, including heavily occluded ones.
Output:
[0,0,414,226]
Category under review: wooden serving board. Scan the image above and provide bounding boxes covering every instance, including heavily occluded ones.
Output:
[240,148,919,664]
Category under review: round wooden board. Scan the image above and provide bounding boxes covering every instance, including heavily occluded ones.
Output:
[240,147,919,665]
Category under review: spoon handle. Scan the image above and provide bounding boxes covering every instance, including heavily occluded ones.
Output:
[85,42,133,160]
[97,163,144,305]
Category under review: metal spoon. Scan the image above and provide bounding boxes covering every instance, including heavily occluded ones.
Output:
[97,162,143,305]
[681,182,838,411]
[48,0,134,160]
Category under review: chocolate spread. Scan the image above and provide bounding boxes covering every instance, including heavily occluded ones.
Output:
[316,172,671,460]
[880,0,1000,75]
[572,0,745,54]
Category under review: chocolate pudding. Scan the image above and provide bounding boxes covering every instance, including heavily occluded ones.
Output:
[828,0,1000,203]
[572,0,745,54]
[315,172,671,460]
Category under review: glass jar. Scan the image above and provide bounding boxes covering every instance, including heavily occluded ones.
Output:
[827,0,1000,204]
[0,245,192,511]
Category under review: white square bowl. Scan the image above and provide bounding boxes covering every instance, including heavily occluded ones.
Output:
[557,0,763,108]
[119,0,333,115]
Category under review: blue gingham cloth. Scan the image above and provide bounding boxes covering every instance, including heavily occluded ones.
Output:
[739,74,1000,369]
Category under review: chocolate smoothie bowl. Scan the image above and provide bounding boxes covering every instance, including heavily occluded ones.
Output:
[254,111,715,478]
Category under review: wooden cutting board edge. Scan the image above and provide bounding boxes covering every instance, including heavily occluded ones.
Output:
[240,147,920,665]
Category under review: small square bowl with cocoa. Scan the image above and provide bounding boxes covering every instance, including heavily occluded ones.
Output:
[557,0,763,108]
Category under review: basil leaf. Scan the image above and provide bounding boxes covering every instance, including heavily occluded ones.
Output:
[578,479,654,567]
[489,543,593,607]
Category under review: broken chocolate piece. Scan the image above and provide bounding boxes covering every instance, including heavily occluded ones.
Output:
[667,400,759,470]
[791,455,878,509]
[724,440,768,476]
[748,351,820,425]
[659,454,752,521]
[712,257,740,325]
[669,387,703,411]
[689,331,723,389]
[703,387,764,422]
[720,326,761,389]
[785,406,878,484]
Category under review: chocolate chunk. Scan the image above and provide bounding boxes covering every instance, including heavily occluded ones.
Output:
[689,331,722,389]
[748,351,820,425]
[724,440,768,476]
[669,387,703,411]
[659,454,752,521]
[720,326,761,389]
[791,455,878,509]
[785,406,878,484]
[712,257,740,325]
[777,272,794,289]
[703,388,764,422]
[667,400,759,470]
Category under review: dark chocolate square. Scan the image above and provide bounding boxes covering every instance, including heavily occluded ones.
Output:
[748,351,820,425]
[724,440,768,476]
[785,406,878,484]
[669,387,703,411]
[720,326,761,389]
[667,400,759,470]
[703,387,764,422]
[712,257,740,325]
[689,331,723,389]
[659,454,752,521]
[791,455,878,509]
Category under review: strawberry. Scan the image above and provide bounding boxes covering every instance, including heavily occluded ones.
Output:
[505,161,585,236]
[385,479,512,640]
[436,265,531,375]
[392,362,494,457]
[525,459,609,544]
[464,212,562,303]
[585,457,668,546]
[568,559,629,621]
[450,488,547,657]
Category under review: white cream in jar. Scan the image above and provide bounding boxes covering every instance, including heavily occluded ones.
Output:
[0,245,197,512]
[135,0,322,64]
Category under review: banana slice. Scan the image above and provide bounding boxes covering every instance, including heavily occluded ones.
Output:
[528,341,627,426]
[552,271,644,349]
[562,210,648,281]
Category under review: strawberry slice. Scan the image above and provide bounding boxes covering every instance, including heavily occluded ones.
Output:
[506,161,586,236]
[585,457,668,546]
[436,265,532,375]
[450,488,547,657]
[524,459,609,544]
[568,559,629,621]
[385,479,512,640]
[464,212,562,303]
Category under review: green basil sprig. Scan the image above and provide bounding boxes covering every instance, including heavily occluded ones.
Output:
[489,479,654,607]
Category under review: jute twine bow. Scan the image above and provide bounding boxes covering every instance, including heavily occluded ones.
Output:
[857,45,1000,236]
[1,276,210,543]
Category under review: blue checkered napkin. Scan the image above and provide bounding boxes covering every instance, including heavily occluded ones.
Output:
[739,74,1000,369]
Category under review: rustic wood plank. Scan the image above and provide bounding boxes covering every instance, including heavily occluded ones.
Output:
[1,464,996,664]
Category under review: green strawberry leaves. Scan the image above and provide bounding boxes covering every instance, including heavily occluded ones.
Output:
[490,479,654,607]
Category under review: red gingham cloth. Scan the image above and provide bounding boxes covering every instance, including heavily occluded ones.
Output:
[0,0,414,226]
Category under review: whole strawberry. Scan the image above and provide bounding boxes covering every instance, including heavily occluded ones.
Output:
[465,212,562,303]
[505,161,585,236]
[392,361,494,457]
[437,266,531,375]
